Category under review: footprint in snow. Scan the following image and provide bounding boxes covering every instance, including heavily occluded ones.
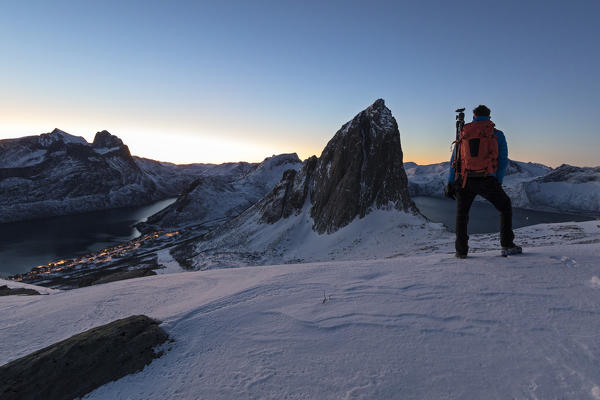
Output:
[587,276,600,289]
[550,255,577,266]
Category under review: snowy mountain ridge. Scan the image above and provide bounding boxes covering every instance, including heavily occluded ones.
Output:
[0,129,262,223]
[406,159,599,214]
[138,153,303,233]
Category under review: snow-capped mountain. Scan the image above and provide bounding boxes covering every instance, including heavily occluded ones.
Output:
[406,159,599,214]
[405,159,551,199]
[519,164,600,213]
[171,99,433,270]
[404,160,600,213]
[0,129,253,223]
[138,153,303,232]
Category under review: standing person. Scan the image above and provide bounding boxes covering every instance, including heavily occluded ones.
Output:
[444,105,522,258]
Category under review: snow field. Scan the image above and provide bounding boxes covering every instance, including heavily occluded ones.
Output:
[2,241,600,399]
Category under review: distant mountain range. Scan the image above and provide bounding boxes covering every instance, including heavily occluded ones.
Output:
[0,129,256,223]
[2,103,598,230]
[405,160,599,214]
[8,99,600,289]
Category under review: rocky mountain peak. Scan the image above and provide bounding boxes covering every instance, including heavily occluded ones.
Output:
[259,99,416,233]
[92,130,125,149]
[39,129,88,147]
[51,128,68,135]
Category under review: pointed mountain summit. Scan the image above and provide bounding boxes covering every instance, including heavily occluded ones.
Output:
[174,100,430,269]
[259,98,416,233]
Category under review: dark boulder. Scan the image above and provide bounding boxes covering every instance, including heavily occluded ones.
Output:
[0,285,40,296]
[0,315,169,400]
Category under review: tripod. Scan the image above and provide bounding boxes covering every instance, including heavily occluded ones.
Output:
[452,108,466,184]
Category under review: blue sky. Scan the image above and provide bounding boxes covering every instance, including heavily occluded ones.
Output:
[1,0,598,166]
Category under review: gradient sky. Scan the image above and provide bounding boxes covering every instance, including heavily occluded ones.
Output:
[1,0,598,166]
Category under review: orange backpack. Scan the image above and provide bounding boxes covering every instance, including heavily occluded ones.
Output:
[453,120,498,187]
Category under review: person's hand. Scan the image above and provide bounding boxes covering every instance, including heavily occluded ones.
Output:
[444,182,456,200]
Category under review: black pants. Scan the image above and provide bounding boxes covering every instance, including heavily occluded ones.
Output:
[455,176,514,255]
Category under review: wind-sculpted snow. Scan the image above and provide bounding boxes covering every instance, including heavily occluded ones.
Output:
[2,231,600,399]
[0,129,255,223]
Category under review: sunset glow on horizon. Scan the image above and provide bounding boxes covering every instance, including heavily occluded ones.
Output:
[1,1,598,167]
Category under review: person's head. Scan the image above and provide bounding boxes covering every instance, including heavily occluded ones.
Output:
[473,105,491,117]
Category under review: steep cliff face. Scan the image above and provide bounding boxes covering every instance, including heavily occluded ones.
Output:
[258,99,415,233]
[310,98,414,233]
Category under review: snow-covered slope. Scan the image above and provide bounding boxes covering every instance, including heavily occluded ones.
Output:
[405,161,452,197]
[181,208,448,269]
[139,153,302,232]
[2,227,600,399]
[0,129,254,223]
[519,164,600,214]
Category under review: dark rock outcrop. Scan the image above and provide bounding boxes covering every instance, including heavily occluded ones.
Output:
[0,285,40,296]
[259,99,415,233]
[0,315,169,400]
[92,130,125,149]
[259,156,318,223]
[77,267,157,288]
[538,164,600,183]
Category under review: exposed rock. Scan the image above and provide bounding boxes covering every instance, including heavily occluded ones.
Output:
[259,156,318,223]
[0,315,169,400]
[92,130,125,149]
[310,99,414,233]
[0,285,40,296]
[259,99,415,233]
[77,268,157,288]
[538,164,600,183]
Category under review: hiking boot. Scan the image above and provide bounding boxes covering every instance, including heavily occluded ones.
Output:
[501,244,522,256]
[502,244,522,252]
[455,252,467,259]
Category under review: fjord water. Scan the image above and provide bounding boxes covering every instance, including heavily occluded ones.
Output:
[0,199,175,277]
[412,196,593,233]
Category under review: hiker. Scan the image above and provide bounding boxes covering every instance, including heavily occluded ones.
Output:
[444,105,522,258]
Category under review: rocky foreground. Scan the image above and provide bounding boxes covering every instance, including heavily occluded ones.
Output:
[0,315,169,400]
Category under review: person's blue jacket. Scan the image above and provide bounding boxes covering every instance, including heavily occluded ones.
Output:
[448,115,508,184]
